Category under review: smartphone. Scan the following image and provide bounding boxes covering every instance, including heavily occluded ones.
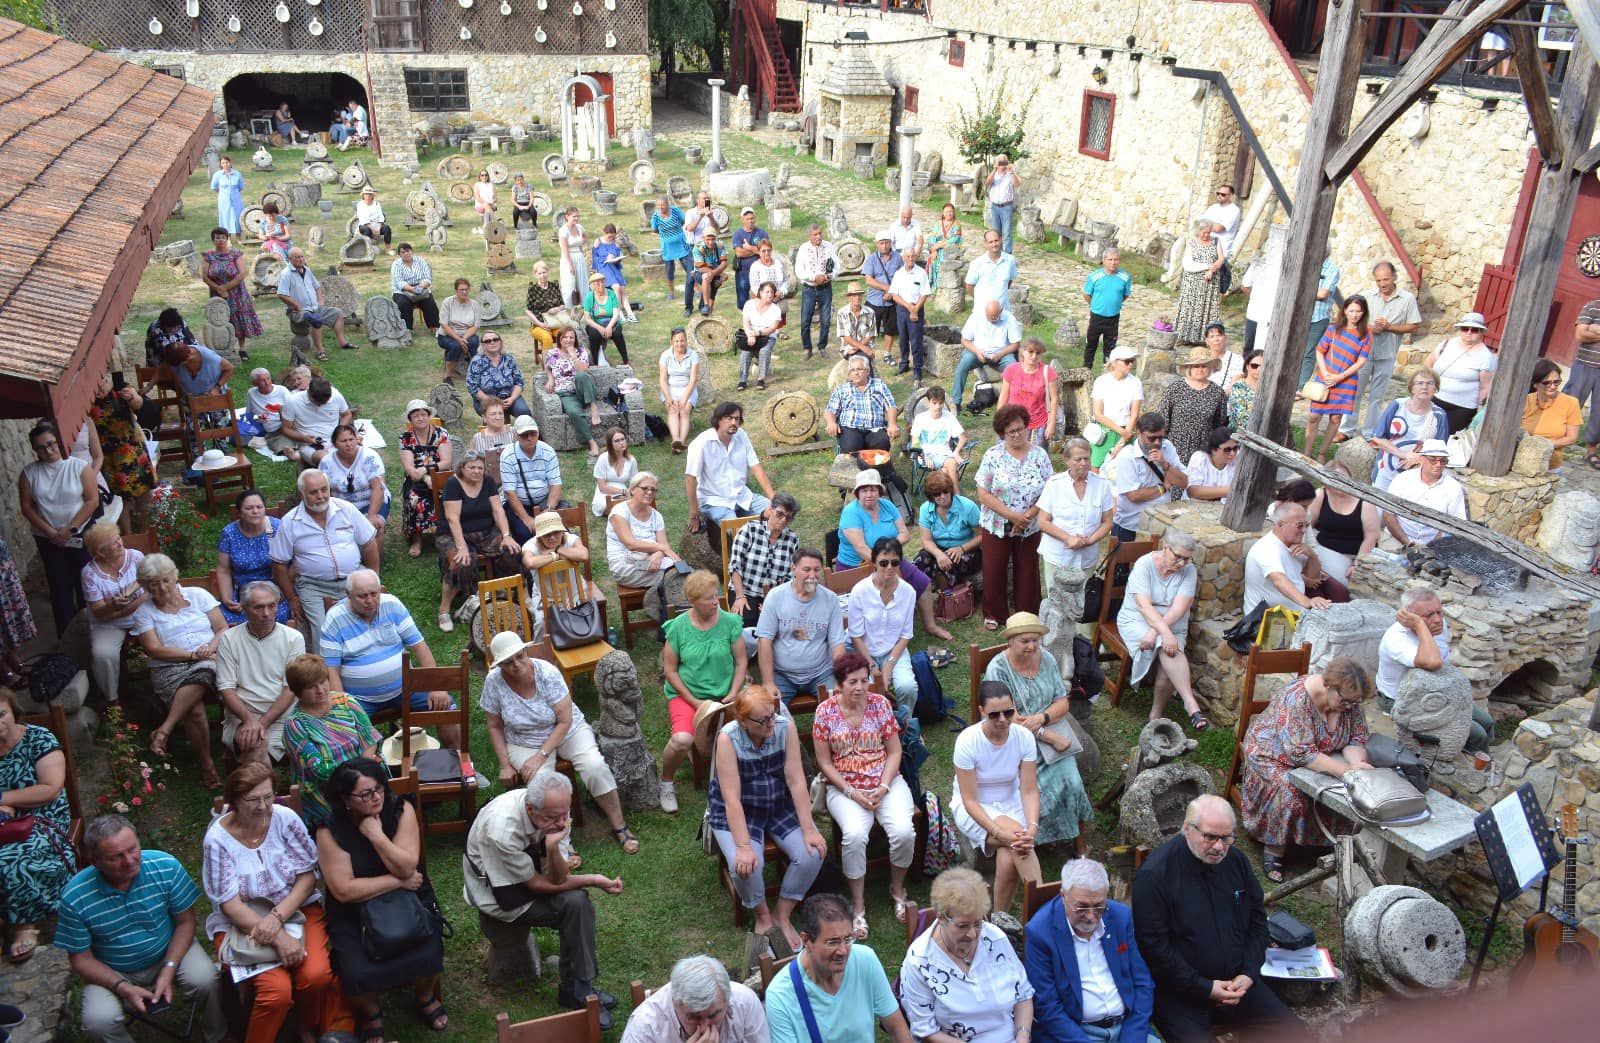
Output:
[145,998,171,1016]
[111,372,126,392]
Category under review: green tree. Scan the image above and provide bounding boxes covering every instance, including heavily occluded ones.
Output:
[0,0,58,32]
[954,82,1036,168]
[650,0,722,84]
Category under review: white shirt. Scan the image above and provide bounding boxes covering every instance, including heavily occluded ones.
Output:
[268,499,375,581]
[215,622,305,757]
[961,310,1023,357]
[910,410,963,467]
[281,389,349,443]
[1386,469,1467,545]
[1210,351,1246,388]
[318,448,389,512]
[1243,530,1303,611]
[793,239,838,284]
[1243,254,1281,324]
[685,428,761,511]
[741,299,782,337]
[605,502,666,574]
[355,199,386,226]
[1091,372,1144,429]
[1430,339,1497,408]
[747,258,786,297]
[952,723,1036,809]
[846,576,914,660]
[131,587,220,651]
[1110,440,1184,532]
[1184,450,1236,501]
[247,383,290,432]
[988,170,1018,205]
[1202,201,1242,257]
[1376,619,1453,698]
[899,920,1034,1043]
[888,266,931,308]
[619,981,770,1043]
[81,550,145,633]
[1072,920,1127,1022]
[1037,472,1113,569]
[890,219,922,253]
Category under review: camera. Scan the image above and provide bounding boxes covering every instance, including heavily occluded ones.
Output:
[111,372,127,392]
[824,258,835,275]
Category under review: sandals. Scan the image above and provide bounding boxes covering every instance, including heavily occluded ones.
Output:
[611,825,640,854]
[1189,710,1211,732]
[7,926,38,963]
[149,728,171,757]
[437,612,454,633]
[417,992,449,1032]
[892,895,913,924]
[1262,852,1286,884]
[360,1014,386,1043]
[852,912,870,940]
[1586,452,1600,471]
[315,351,329,362]
[926,648,956,669]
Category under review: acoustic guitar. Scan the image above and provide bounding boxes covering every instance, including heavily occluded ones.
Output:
[1512,804,1599,989]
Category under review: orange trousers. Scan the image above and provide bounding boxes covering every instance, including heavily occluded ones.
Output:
[215,903,352,1043]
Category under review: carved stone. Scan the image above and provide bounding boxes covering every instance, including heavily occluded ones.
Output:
[251,254,285,294]
[763,392,820,445]
[835,238,866,276]
[593,190,618,215]
[633,124,655,159]
[1039,565,1086,674]
[1054,318,1083,350]
[251,145,274,171]
[687,314,732,355]
[826,203,851,242]
[284,180,321,210]
[707,168,773,208]
[304,140,328,161]
[514,229,542,260]
[1290,599,1393,673]
[1120,762,1215,847]
[676,522,722,576]
[364,296,413,349]
[151,239,200,279]
[594,650,662,811]
[1345,885,1465,996]
[320,271,362,326]
[769,205,792,230]
[427,224,448,252]
[1511,434,1554,476]
[531,364,643,449]
[478,284,510,326]
[337,236,377,267]
[938,258,967,313]
[1136,718,1198,768]
[199,297,242,367]
[1018,205,1046,243]
[308,226,326,249]
[1536,490,1600,570]
[1334,436,1378,484]
[666,175,694,207]
[1393,662,1475,762]
[305,161,338,184]
[486,242,516,271]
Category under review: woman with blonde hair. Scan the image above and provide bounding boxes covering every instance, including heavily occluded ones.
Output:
[658,569,745,813]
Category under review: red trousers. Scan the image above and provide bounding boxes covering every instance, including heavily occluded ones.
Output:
[215,903,351,1043]
[981,529,1042,622]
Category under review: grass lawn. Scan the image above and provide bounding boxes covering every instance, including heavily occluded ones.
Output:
[108,128,1358,1039]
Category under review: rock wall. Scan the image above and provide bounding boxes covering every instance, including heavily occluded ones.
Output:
[1137,499,1252,623]
[667,74,754,133]
[1458,468,1559,545]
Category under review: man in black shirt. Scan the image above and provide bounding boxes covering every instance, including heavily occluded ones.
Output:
[1131,795,1303,1042]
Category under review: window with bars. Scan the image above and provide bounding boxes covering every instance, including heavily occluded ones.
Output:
[405,70,471,112]
[1080,90,1115,160]
[948,40,965,67]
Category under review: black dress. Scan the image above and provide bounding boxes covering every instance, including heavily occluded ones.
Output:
[319,798,445,994]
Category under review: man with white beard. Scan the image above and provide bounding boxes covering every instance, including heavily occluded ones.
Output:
[753,547,846,706]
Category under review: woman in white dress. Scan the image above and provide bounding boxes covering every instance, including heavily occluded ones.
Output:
[657,326,701,453]
[557,206,589,309]
[951,681,1042,914]
[1115,530,1205,731]
[1034,436,1114,596]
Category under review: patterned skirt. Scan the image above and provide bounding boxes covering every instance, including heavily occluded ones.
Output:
[0,537,37,653]
[1174,269,1220,345]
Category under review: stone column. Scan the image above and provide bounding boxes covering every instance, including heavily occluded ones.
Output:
[595,94,611,164]
[707,79,727,174]
[897,125,921,211]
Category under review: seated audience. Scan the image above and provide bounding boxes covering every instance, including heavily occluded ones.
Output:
[276,249,353,359]
[813,651,916,935]
[280,654,379,829]
[390,243,438,333]
[756,548,846,703]
[318,424,389,538]
[465,772,624,1029]
[0,687,72,962]
[131,552,226,789]
[1522,358,1581,468]
[1382,439,1467,549]
[473,401,515,478]
[847,537,921,715]
[1117,532,1207,729]
[500,415,565,544]
[479,632,639,853]
[1308,462,1380,584]
[81,523,147,702]
[1370,368,1448,492]
[270,470,380,658]
[838,469,948,641]
[583,271,630,366]
[916,470,983,586]
[707,685,826,950]
[315,758,447,1038]
[984,612,1094,854]
[763,893,912,1043]
[466,331,531,419]
[521,511,604,634]
[901,867,1034,1043]
[1132,795,1300,1043]
[216,489,292,626]
[321,569,459,747]
[216,581,304,767]
[1108,413,1187,544]
[1243,501,1343,615]
[1377,586,1493,749]
[1241,657,1373,882]
[835,281,878,369]
[952,682,1043,913]
[1036,436,1114,594]
[1026,859,1157,1043]
[908,385,968,486]
[58,815,227,1043]
[524,260,568,354]
[620,953,767,1043]
[657,328,702,454]
[591,427,638,516]
[279,376,352,468]
[20,420,96,636]
[544,327,605,458]
[825,355,899,455]
[726,493,801,626]
[976,405,1055,625]
[1184,426,1238,502]
[144,306,196,368]
[659,571,747,814]
[203,764,346,1041]
[606,472,683,616]
[685,402,774,533]
[437,278,481,386]
[398,400,451,557]
[437,449,521,632]
[163,341,232,401]
[247,368,295,457]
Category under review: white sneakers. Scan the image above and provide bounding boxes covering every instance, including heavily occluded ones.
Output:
[659,780,678,813]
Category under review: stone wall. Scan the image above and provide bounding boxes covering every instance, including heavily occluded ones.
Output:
[1138,499,1252,623]
[1459,468,1559,545]
[667,74,753,131]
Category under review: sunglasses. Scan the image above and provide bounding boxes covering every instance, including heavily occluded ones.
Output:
[876,559,902,568]
[482,336,501,344]
[1248,362,1263,370]
[1221,445,1240,454]
[986,708,1017,722]
[1538,379,1561,387]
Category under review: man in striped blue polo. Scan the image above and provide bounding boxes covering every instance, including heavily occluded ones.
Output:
[56,815,226,1043]
[320,568,461,747]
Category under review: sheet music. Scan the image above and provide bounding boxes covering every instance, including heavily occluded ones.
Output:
[1492,789,1545,889]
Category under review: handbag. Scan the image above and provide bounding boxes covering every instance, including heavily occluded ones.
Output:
[412,747,464,785]
[1300,379,1329,403]
[1342,767,1429,825]
[1078,575,1105,625]
[548,599,603,649]
[1224,601,1269,655]
[0,812,35,846]
[1365,733,1430,794]
[1268,909,1316,950]
[360,889,436,962]
[1081,421,1107,445]
[221,899,306,966]
[935,581,975,623]
[1036,717,1084,766]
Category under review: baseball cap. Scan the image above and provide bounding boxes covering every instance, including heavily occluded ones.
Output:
[1109,346,1138,363]
[740,206,755,216]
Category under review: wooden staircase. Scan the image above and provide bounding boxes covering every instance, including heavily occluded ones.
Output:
[736,0,799,113]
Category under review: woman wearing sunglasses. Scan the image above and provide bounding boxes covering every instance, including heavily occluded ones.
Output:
[951,681,1042,915]
[318,425,390,542]
[844,537,920,718]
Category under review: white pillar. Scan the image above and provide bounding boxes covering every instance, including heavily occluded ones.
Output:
[708,78,726,167]
[897,125,921,211]
[595,94,610,162]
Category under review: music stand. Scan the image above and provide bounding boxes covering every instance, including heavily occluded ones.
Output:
[1468,782,1562,989]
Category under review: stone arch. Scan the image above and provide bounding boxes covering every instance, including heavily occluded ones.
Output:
[221,71,367,136]
[560,75,609,164]
[1489,658,1563,708]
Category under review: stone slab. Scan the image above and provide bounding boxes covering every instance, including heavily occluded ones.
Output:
[1288,766,1478,863]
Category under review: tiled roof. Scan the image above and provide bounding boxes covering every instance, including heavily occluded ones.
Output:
[820,52,893,97]
[0,18,213,422]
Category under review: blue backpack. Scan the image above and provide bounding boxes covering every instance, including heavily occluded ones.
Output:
[910,650,963,728]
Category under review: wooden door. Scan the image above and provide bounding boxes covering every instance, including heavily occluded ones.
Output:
[575,73,616,140]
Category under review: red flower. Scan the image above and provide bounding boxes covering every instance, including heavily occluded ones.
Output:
[96,795,108,805]
[1117,942,1129,953]
[122,781,132,790]
[131,797,143,807]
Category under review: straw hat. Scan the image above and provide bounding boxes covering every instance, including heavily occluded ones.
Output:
[404,398,434,419]
[999,611,1049,641]
[1180,346,1218,370]
[845,281,865,296]
[693,698,733,752]
[193,448,235,471]
[379,726,439,769]
[487,630,535,670]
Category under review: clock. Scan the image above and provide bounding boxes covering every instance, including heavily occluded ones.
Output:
[1577,234,1600,278]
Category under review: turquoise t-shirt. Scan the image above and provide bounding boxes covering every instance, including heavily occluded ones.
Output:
[836,499,902,568]
[918,495,980,549]
[765,944,899,1043]
[663,608,744,700]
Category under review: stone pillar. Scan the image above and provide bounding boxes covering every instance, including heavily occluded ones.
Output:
[897,126,921,212]
[707,79,726,173]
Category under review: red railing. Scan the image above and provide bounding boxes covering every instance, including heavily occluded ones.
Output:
[736,0,799,113]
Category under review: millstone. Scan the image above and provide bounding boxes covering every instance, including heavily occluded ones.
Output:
[764,392,820,445]
[688,314,732,355]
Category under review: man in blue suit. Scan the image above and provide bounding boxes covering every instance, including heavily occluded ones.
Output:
[1025,859,1159,1043]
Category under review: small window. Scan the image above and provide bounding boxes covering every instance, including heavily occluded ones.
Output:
[405,69,470,113]
[153,65,185,81]
[904,86,919,113]
[1080,90,1115,160]
[947,40,965,67]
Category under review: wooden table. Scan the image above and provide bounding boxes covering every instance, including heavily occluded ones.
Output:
[1288,766,1479,884]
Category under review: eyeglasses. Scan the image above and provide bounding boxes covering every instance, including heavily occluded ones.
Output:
[482,336,501,344]
[1068,902,1108,915]
[637,485,659,493]
[1221,445,1240,454]
[986,708,1017,722]
[1169,552,1194,564]
[1004,427,1028,438]
[770,509,792,520]
[239,795,276,808]
[817,934,855,950]
[1538,379,1562,387]
[350,786,384,802]
[876,559,902,569]
[1217,191,1231,197]
[748,713,777,727]
[1187,824,1236,845]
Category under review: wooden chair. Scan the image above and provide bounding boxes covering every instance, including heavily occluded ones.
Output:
[1023,879,1063,924]
[180,571,222,599]
[137,365,190,466]
[610,498,658,649]
[555,504,592,562]
[19,704,85,860]
[824,563,871,597]
[718,833,788,928]
[903,903,936,948]
[629,980,650,1006]
[967,642,1007,721]
[536,560,615,689]
[1092,540,1155,706]
[122,531,157,554]
[185,391,256,511]
[1224,642,1312,804]
[495,996,602,1043]
[757,952,798,996]
[398,652,477,839]
[477,574,536,663]
[428,470,455,538]
[384,770,429,870]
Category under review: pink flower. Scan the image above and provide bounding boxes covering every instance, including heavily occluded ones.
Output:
[156,782,166,791]
[131,797,143,807]
[122,781,132,790]
[114,732,126,741]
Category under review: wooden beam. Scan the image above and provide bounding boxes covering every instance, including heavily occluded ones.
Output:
[1234,429,1600,598]
[1564,0,1600,69]
[1508,20,1564,167]
[1471,36,1600,476]
[1222,0,1369,534]
[1325,0,1528,183]
[1577,140,1600,174]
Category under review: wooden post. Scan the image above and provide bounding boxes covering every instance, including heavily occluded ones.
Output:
[1470,37,1600,477]
[1220,0,1368,534]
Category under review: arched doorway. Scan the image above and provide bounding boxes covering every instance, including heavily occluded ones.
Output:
[222,72,368,135]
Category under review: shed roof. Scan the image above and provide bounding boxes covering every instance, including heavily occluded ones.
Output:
[0,18,213,425]
[820,52,893,97]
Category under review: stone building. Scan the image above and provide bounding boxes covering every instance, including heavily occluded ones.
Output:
[742,0,1579,352]
[40,0,652,170]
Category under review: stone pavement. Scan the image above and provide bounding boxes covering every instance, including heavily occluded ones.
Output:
[0,938,70,1043]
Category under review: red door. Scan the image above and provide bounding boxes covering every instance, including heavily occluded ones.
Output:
[574,74,616,141]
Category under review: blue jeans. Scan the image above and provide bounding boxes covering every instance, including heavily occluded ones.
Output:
[952,352,1015,407]
[735,265,753,309]
[711,826,824,907]
[700,498,771,528]
[1082,1021,1162,1043]
[896,306,925,374]
[991,202,1017,255]
[474,394,533,419]
[870,651,920,720]
[800,284,833,354]
[761,662,834,703]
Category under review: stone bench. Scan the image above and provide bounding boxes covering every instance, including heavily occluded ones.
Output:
[529,364,644,451]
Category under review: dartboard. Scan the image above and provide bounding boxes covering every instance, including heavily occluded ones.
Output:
[1578,234,1600,278]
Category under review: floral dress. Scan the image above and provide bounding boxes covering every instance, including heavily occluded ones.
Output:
[216,519,291,625]
[89,392,156,500]
[1227,380,1257,432]
[0,536,36,654]
[0,725,74,924]
[282,692,380,829]
[203,248,263,339]
[1175,239,1221,345]
[1241,678,1369,847]
[974,444,1053,537]
[984,650,1094,845]
[399,427,449,541]
[927,219,963,289]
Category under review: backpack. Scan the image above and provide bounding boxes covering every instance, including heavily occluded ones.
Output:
[922,791,963,876]
[969,381,999,412]
[910,650,963,728]
[643,413,670,441]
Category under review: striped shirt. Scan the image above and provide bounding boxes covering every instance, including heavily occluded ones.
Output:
[55,850,199,973]
[320,594,425,708]
[1578,300,1600,368]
